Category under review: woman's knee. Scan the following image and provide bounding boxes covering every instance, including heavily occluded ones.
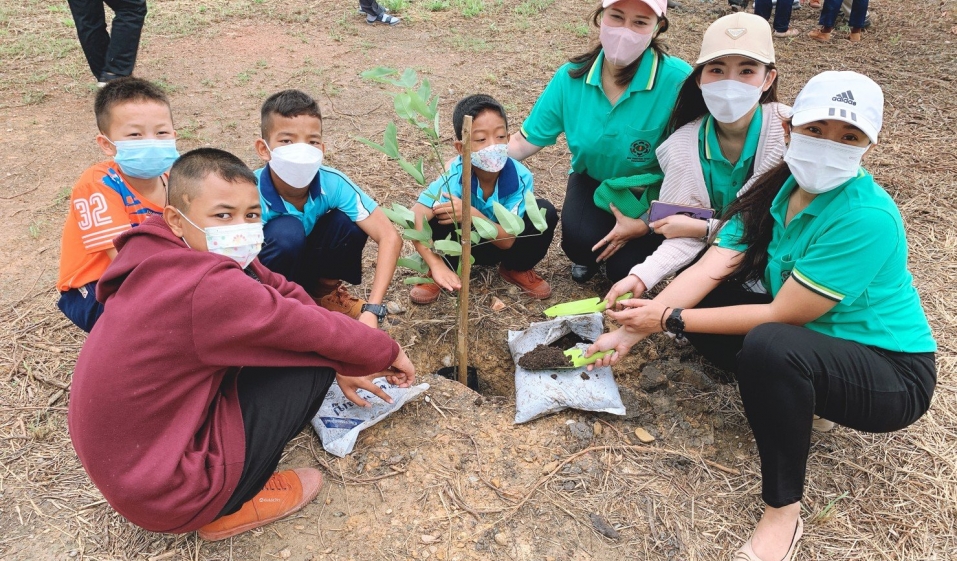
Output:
[737,323,802,383]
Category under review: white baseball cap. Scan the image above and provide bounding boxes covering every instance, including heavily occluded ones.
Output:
[602,0,668,17]
[696,13,774,65]
[791,71,883,144]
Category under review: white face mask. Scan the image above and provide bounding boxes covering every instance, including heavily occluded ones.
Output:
[177,209,264,269]
[700,79,764,124]
[784,133,868,195]
[266,142,323,188]
[470,143,508,172]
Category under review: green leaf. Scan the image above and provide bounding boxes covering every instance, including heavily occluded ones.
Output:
[356,136,389,157]
[418,79,432,108]
[456,228,481,244]
[493,201,525,236]
[360,67,398,83]
[403,276,434,285]
[430,102,441,141]
[402,227,432,242]
[397,67,418,88]
[399,158,425,185]
[397,255,429,274]
[381,202,415,226]
[382,122,400,159]
[408,90,432,120]
[472,214,499,240]
[394,92,416,122]
[434,239,462,255]
[524,190,548,233]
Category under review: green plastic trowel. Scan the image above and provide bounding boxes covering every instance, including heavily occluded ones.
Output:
[543,292,633,318]
[562,347,613,368]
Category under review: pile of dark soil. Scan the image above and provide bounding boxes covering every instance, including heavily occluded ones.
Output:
[518,344,572,370]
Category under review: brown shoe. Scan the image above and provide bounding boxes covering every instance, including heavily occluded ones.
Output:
[314,281,365,319]
[409,276,442,304]
[848,30,863,42]
[499,266,552,299]
[808,28,831,41]
[198,468,323,541]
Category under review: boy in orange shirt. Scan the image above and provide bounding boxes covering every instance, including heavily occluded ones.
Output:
[57,77,178,332]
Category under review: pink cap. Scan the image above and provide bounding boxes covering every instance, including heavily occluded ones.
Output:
[602,0,668,17]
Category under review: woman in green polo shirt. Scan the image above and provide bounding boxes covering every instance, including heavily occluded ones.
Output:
[586,71,937,561]
[508,0,691,284]
[609,12,789,301]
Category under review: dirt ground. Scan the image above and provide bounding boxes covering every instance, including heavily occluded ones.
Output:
[2,0,957,559]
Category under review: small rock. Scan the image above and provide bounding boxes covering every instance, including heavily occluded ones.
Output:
[639,365,668,392]
[385,508,393,515]
[634,427,656,444]
[506,285,521,297]
[589,513,620,540]
[295,524,305,530]
[474,396,484,406]
[713,416,725,429]
[542,460,559,474]
[279,549,291,559]
[580,372,590,380]
[491,477,501,488]
[550,373,557,379]
[421,534,440,544]
[569,422,593,442]
[494,533,508,546]
[490,297,506,311]
[441,355,453,367]
[386,301,406,314]
[593,422,603,436]
[563,481,576,490]
[676,365,717,392]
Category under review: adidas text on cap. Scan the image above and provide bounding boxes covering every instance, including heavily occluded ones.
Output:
[695,13,775,65]
[602,0,668,17]
[791,71,883,144]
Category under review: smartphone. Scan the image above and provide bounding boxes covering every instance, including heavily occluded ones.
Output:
[649,201,715,223]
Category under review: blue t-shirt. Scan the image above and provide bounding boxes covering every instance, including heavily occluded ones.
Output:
[255,165,377,235]
[417,156,534,222]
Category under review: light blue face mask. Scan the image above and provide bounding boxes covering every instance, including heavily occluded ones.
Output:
[110,138,180,179]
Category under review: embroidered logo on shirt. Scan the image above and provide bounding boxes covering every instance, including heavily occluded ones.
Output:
[831,90,857,106]
[726,28,747,39]
[629,139,652,162]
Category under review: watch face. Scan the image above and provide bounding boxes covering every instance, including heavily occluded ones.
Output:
[666,310,683,333]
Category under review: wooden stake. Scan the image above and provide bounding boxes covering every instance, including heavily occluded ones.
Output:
[457,115,473,386]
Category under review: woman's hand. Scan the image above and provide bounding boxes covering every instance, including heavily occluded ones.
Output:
[584,327,646,369]
[605,298,669,336]
[592,203,650,262]
[603,274,647,309]
[650,215,708,239]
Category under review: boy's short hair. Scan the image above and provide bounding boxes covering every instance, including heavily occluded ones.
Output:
[168,148,257,211]
[452,94,508,141]
[260,90,322,138]
[94,77,172,134]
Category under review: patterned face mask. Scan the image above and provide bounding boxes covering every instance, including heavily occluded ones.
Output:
[470,143,509,172]
[176,209,264,269]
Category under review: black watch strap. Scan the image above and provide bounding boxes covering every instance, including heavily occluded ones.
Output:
[360,303,388,322]
[665,307,685,340]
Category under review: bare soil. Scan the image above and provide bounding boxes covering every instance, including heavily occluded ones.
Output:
[2,0,957,560]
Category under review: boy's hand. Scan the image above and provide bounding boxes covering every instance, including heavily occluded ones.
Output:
[433,196,473,225]
[336,373,394,408]
[382,348,416,388]
[432,264,462,291]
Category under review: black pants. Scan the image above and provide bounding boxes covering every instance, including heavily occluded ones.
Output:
[359,0,386,16]
[560,172,664,283]
[218,366,336,517]
[67,0,147,80]
[687,283,937,507]
[431,198,558,271]
[259,210,368,290]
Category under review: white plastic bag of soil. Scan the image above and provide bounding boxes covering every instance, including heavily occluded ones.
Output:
[509,313,626,424]
[311,377,429,457]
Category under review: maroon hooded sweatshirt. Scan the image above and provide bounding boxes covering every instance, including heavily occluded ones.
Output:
[68,215,400,533]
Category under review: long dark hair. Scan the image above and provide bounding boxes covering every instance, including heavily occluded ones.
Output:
[567,5,670,87]
[715,159,792,284]
[667,63,779,135]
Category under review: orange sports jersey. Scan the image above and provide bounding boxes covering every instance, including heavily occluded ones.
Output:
[57,161,165,292]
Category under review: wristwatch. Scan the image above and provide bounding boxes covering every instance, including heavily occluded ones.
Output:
[360,303,388,323]
[665,308,686,341]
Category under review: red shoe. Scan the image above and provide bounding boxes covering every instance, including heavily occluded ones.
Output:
[198,468,323,541]
[499,266,552,299]
[409,272,442,304]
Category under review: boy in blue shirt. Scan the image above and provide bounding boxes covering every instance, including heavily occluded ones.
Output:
[409,94,558,304]
[253,90,402,329]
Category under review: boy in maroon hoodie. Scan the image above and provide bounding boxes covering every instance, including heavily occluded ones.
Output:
[68,148,415,541]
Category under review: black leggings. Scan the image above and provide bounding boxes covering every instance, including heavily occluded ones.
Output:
[687,282,936,507]
[218,366,336,516]
[560,172,663,282]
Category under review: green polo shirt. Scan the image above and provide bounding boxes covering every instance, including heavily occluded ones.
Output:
[715,171,936,353]
[519,49,692,182]
[698,106,762,215]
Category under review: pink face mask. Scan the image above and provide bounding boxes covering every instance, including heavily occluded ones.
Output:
[599,23,656,67]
